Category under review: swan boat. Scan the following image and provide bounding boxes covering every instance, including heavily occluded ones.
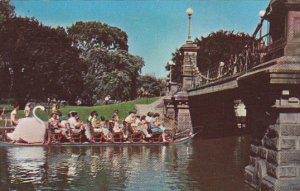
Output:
[0,106,196,147]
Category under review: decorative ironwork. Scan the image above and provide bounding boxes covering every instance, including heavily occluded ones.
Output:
[192,6,272,87]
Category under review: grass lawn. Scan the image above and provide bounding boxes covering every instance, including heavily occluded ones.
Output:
[58,96,159,121]
[0,104,13,111]
[1,97,159,125]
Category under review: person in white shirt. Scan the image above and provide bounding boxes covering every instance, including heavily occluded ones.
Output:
[104,95,111,104]
[112,115,127,139]
[125,111,136,123]
[145,112,154,123]
[136,115,151,138]
[68,112,82,134]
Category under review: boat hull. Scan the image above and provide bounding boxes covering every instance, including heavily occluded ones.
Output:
[0,134,195,147]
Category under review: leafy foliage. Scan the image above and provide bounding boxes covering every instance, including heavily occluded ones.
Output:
[68,21,144,105]
[165,49,182,84]
[138,75,164,97]
[0,0,15,23]
[67,21,128,56]
[196,30,253,71]
[0,17,84,105]
[81,48,144,104]
[0,2,148,106]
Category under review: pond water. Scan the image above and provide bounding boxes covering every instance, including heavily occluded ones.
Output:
[0,135,254,191]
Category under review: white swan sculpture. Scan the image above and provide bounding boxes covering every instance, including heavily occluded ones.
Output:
[33,106,46,125]
[7,106,47,143]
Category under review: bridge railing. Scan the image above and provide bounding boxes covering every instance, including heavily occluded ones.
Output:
[193,5,271,87]
[195,40,264,86]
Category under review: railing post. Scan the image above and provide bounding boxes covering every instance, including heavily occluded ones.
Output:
[245,49,249,71]
[207,70,210,83]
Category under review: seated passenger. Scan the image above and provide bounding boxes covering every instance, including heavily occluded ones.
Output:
[48,112,70,142]
[68,111,84,134]
[125,112,138,135]
[88,111,97,124]
[125,111,136,124]
[10,104,20,127]
[59,112,70,129]
[91,112,101,133]
[151,113,167,142]
[91,114,111,138]
[99,117,112,139]
[136,115,152,138]
[145,112,154,123]
[112,115,127,139]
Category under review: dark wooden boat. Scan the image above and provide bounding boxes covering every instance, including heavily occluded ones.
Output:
[0,132,196,147]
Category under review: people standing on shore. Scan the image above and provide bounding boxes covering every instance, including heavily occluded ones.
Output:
[104,95,111,104]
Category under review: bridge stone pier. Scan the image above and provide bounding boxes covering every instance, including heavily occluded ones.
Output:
[165,0,300,190]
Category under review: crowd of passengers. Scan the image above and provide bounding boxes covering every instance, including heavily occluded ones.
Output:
[47,110,171,143]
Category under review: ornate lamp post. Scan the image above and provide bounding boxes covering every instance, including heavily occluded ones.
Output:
[186,8,193,43]
[259,10,266,18]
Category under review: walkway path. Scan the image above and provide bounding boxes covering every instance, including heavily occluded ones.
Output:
[135,97,165,116]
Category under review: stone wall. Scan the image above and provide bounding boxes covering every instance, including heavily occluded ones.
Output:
[245,94,300,191]
[163,91,193,138]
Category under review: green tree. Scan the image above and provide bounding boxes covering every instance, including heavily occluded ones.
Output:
[196,30,253,71]
[138,75,164,97]
[0,17,84,105]
[68,21,144,104]
[81,48,144,104]
[0,0,15,23]
[165,49,182,84]
[67,21,128,57]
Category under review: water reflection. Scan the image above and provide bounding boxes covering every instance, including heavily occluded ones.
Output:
[0,136,254,191]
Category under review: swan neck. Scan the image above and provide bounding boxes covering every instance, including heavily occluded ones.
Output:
[33,107,44,125]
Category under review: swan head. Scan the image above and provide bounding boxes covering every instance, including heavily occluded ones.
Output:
[32,106,46,125]
[34,106,45,111]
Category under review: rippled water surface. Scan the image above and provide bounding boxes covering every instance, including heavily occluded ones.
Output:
[0,135,254,191]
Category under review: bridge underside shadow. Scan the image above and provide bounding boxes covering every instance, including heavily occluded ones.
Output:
[189,89,243,137]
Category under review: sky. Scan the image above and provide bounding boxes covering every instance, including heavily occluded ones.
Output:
[11,0,269,78]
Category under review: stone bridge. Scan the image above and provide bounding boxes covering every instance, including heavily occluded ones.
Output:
[164,0,300,190]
